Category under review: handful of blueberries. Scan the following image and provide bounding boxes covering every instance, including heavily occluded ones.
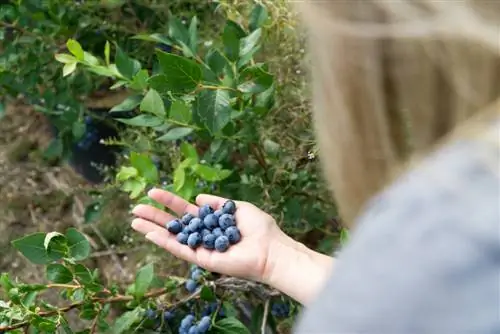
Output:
[165,200,241,252]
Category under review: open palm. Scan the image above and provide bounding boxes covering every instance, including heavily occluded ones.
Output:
[131,188,286,282]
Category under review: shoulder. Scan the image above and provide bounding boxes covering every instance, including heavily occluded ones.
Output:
[296,124,500,333]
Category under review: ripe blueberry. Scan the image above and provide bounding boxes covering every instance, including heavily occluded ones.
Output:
[163,310,174,321]
[180,314,195,329]
[144,308,156,319]
[176,232,189,245]
[166,219,183,234]
[187,232,202,249]
[224,226,241,244]
[221,200,236,214]
[191,268,204,281]
[218,214,235,230]
[188,218,202,232]
[198,316,211,333]
[181,213,195,225]
[212,227,223,238]
[185,279,198,293]
[199,204,214,220]
[202,233,216,249]
[214,236,230,252]
[200,229,211,238]
[183,225,191,234]
[203,214,218,230]
[188,325,199,334]
[213,209,223,218]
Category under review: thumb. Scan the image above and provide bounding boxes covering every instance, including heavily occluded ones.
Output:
[195,193,229,210]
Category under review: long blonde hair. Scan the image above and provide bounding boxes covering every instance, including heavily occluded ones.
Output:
[296,1,500,226]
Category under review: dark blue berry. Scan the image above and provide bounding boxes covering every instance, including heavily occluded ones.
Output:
[187,232,202,249]
[176,232,189,245]
[200,228,211,238]
[271,302,290,318]
[218,214,235,230]
[198,316,211,333]
[191,268,204,281]
[224,226,241,244]
[185,279,198,293]
[84,116,93,125]
[202,233,216,249]
[188,325,199,334]
[221,200,236,214]
[156,43,173,53]
[212,227,223,238]
[213,210,223,218]
[188,218,203,232]
[163,310,174,321]
[183,225,191,234]
[199,204,214,220]
[214,236,230,252]
[186,135,194,143]
[166,219,183,234]
[144,308,156,319]
[181,213,195,225]
[203,214,218,230]
[180,314,195,329]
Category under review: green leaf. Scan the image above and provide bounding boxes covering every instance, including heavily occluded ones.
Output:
[169,100,192,124]
[116,114,163,127]
[130,152,158,183]
[180,142,198,162]
[240,28,262,58]
[193,164,232,182]
[340,228,350,246]
[215,317,250,334]
[84,201,102,224]
[200,286,215,301]
[110,95,142,112]
[133,33,173,45]
[193,89,231,134]
[188,16,198,54]
[115,45,141,79]
[154,51,202,93]
[44,138,63,160]
[108,307,143,334]
[84,51,100,66]
[249,4,268,31]
[123,179,147,199]
[134,263,154,298]
[140,89,165,117]
[66,39,84,61]
[44,232,67,260]
[223,21,244,62]
[65,228,90,261]
[104,41,111,65]
[0,102,4,120]
[173,165,186,192]
[205,49,230,77]
[237,65,273,94]
[22,291,38,308]
[129,70,149,91]
[117,166,139,181]
[168,16,189,44]
[46,264,73,284]
[55,53,77,64]
[72,122,86,139]
[74,264,93,285]
[156,127,193,142]
[263,139,280,157]
[176,175,195,200]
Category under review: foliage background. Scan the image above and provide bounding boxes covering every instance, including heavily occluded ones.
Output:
[0,0,346,332]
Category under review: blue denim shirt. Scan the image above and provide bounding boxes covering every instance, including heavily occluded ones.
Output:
[296,125,500,333]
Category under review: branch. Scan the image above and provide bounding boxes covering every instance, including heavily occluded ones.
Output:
[261,299,270,334]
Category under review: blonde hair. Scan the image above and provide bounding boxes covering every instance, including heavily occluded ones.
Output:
[295,1,500,226]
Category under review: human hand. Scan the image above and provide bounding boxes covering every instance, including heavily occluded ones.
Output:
[131,188,296,283]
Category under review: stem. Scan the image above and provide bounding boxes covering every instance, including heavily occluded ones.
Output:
[261,299,270,334]
[198,84,238,93]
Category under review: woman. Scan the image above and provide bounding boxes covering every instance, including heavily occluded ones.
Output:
[132,1,500,332]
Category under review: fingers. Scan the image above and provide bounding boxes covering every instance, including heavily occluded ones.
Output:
[195,194,229,210]
[132,204,175,227]
[148,188,199,216]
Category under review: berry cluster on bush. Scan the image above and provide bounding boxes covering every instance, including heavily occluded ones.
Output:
[166,200,241,252]
[271,301,291,319]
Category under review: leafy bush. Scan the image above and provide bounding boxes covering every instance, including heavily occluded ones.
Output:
[0,0,347,332]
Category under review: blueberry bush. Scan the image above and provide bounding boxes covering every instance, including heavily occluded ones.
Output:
[0,0,347,332]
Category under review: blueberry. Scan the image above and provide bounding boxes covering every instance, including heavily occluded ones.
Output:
[200,228,211,238]
[187,232,202,249]
[188,218,203,232]
[185,279,198,293]
[163,310,174,321]
[218,214,235,230]
[191,268,204,281]
[144,308,156,319]
[221,200,236,214]
[180,314,195,329]
[176,232,189,245]
[181,213,195,225]
[214,236,230,252]
[213,210,223,218]
[203,214,218,230]
[199,204,214,220]
[166,219,183,234]
[183,225,191,234]
[198,316,211,333]
[271,302,290,318]
[190,264,200,273]
[224,226,241,244]
[212,227,223,238]
[84,116,93,125]
[202,233,216,249]
[188,325,199,334]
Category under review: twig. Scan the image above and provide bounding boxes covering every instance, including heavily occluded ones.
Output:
[88,245,147,258]
[261,299,270,334]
